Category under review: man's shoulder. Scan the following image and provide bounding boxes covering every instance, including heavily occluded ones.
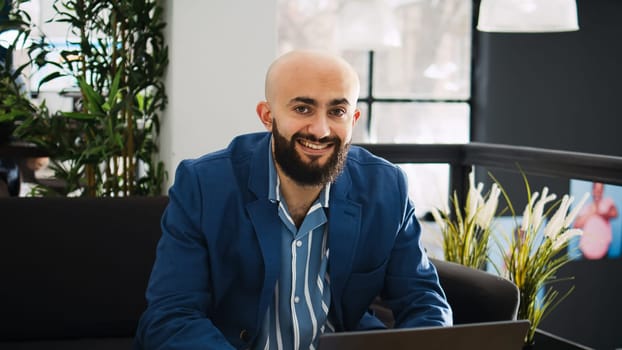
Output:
[186,132,270,167]
[346,145,398,171]
[341,146,409,213]
[344,145,406,191]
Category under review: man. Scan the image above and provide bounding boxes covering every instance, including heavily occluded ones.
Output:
[576,181,619,259]
[135,50,452,350]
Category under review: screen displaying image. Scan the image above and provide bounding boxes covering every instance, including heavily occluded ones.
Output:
[568,180,622,260]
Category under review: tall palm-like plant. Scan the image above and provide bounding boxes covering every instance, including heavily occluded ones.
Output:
[0,0,39,142]
[2,0,168,196]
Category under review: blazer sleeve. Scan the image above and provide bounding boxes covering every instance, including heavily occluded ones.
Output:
[381,167,453,328]
[134,160,236,350]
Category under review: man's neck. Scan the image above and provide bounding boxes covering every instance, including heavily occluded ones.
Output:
[276,169,323,228]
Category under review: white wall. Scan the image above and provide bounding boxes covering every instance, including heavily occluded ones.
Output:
[161,1,277,190]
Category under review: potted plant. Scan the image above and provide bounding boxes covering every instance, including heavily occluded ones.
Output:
[495,174,588,346]
[0,48,35,144]
[0,0,37,145]
[431,171,502,269]
[431,170,589,347]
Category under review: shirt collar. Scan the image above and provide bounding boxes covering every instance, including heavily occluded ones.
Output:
[267,137,331,208]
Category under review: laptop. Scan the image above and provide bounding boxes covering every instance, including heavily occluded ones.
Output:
[318,320,530,350]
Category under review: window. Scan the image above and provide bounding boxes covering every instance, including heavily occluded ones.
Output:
[277,0,472,216]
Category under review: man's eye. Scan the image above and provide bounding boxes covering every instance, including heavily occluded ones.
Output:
[330,109,347,117]
[294,106,310,114]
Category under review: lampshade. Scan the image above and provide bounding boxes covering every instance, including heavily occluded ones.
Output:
[477,0,579,33]
[336,0,402,51]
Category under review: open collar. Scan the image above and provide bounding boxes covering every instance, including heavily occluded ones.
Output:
[246,134,362,329]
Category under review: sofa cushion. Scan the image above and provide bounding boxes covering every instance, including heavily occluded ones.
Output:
[0,197,167,342]
[1,337,133,350]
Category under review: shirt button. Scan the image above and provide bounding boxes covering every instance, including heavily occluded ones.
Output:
[294,296,300,303]
[295,240,302,247]
[239,329,250,342]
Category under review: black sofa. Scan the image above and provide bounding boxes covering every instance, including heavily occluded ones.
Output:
[0,196,519,349]
[0,197,168,349]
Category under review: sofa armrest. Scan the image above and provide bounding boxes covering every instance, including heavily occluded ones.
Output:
[370,258,519,326]
[431,258,519,324]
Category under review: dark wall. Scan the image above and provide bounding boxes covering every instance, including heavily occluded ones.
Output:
[473,0,622,156]
[539,259,622,350]
[472,1,622,349]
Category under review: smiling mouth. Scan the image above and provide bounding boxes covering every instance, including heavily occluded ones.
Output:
[298,138,332,151]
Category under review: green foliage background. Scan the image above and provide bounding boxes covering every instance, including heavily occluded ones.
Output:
[0,0,168,196]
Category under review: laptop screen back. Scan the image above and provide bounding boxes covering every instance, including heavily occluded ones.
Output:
[318,320,530,350]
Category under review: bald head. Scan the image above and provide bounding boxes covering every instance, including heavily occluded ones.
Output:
[264,50,361,105]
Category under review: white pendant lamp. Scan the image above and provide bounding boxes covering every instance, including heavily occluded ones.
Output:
[477,0,579,33]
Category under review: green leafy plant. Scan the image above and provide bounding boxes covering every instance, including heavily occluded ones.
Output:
[493,172,588,345]
[2,0,168,196]
[0,54,37,142]
[431,172,502,268]
[432,169,589,345]
[0,0,39,142]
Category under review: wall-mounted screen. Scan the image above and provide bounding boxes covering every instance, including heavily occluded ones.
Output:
[568,180,622,260]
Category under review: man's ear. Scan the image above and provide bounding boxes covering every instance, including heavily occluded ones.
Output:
[256,101,273,131]
[352,108,361,125]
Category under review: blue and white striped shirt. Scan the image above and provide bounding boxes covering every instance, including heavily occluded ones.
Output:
[253,145,333,350]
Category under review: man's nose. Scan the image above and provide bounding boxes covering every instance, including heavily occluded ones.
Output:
[307,114,331,139]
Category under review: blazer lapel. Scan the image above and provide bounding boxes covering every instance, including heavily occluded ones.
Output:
[246,134,282,328]
[247,199,281,327]
[327,167,362,328]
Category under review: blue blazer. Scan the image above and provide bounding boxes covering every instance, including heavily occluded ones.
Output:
[135,132,452,349]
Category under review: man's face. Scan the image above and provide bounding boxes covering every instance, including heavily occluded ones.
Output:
[272,118,349,187]
[593,182,604,201]
[257,53,361,187]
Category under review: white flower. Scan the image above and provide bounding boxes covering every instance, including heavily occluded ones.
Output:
[467,172,484,222]
[543,192,589,249]
[430,207,446,231]
[476,183,501,228]
[530,187,557,233]
[551,228,583,250]
[544,195,571,239]
[564,192,590,228]
[521,192,539,232]
[543,193,588,240]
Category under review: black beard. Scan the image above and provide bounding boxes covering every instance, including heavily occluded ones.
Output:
[272,120,349,187]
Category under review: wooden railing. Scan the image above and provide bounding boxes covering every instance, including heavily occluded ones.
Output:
[358,142,622,205]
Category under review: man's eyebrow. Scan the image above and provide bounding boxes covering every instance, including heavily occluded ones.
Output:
[287,97,352,107]
[288,97,317,106]
[328,98,351,106]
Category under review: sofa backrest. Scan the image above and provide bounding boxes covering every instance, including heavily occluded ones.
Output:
[0,196,168,342]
